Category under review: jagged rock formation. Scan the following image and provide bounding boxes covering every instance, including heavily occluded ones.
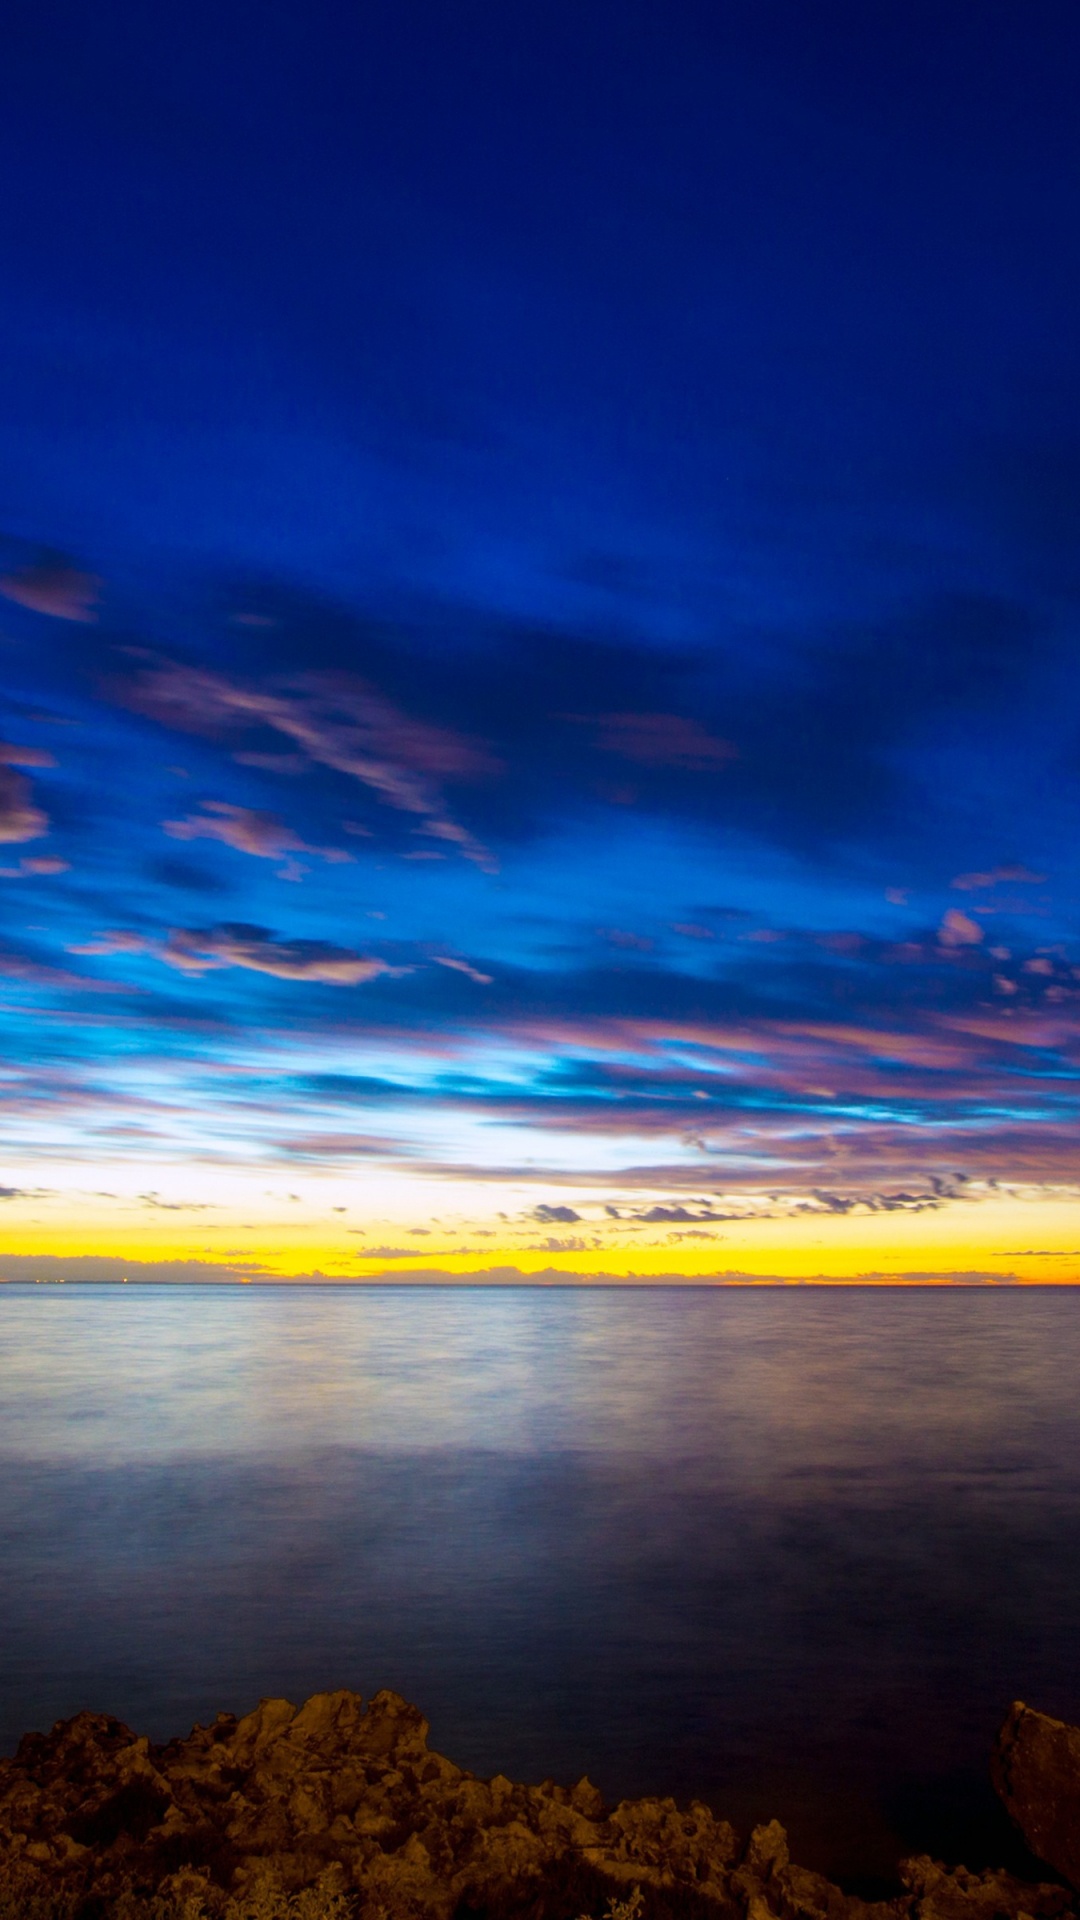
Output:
[0,1687,1076,1920]
[993,1702,1080,1894]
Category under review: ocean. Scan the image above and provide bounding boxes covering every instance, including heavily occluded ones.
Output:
[2,1283,1079,1888]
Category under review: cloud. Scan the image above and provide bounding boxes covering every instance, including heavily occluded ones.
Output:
[123,659,498,869]
[68,929,148,957]
[139,1192,216,1211]
[635,1204,732,1222]
[348,1245,459,1258]
[0,765,47,844]
[433,955,494,985]
[0,1259,1034,1286]
[272,1133,406,1159]
[0,1255,264,1284]
[531,1203,581,1223]
[0,855,68,877]
[952,865,1047,891]
[0,563,100,622]
[938,908,984,947]
[589,711,737,770]
[160,925,397,984]
[74,922,397,985]
[0,743,56,768]
[164,801,353,870]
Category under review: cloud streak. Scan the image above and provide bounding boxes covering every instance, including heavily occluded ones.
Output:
[0,750,48,844]
[164,801,354,874]
[124,660,498,869]
[74,923,398,986]
[0,563,100,622]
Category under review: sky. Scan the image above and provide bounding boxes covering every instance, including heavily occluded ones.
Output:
[3,0,1080,1283]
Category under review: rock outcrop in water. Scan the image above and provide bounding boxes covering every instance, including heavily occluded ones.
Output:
[992,1702,1080,1894]
[0,1688,1077,1920]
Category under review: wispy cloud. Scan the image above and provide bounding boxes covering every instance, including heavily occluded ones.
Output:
[0,563,100,622]
[74,923,398,986]
[432,955,494,985]
[0,765,47,844]
[123,659,498,869]
[0,854,68,877]
[585,711,737,770]
[161,925,399,985]
[164,801,353,876]
[952,865,1046,891]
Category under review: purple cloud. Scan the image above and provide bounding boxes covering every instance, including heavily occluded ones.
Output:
[0,563,100,622]
[123,660,498,869]
[0,766,47,845]
[591,711,737,770]
[164,801,354,874]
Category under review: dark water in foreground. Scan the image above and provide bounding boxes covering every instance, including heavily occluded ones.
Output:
[2,1285,1079,1887]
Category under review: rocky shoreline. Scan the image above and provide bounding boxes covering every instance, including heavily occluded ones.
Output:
[1,1689,1077,1920]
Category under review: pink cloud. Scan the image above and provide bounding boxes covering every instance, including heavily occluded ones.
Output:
[0,564,100,622]
[951,865,1046,891]
[69,923,396,985]
[0,855,69,878]
[0,743,56,768]
[67,930,149,956]
[590,711,737,770]
[274,1134,409,1158]
[159,926,396,985]
[938,908,984,947]
[0,947,118,993]
[123,660,498,869]
[163,801,353,871]
[433,955,494,985]
[0,765,47,844]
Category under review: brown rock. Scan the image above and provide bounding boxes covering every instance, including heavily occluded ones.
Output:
[900,1854,1073,1920]
[993,1702,1080,1891]
[2,1689,1077,1919]
[745,1821,791,1881]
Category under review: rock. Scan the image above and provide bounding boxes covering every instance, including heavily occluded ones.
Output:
[899,1854,1073,1920]
[0,1690,1077,1919]
[745,1822,791,1881]
[993,1702,1080,1891]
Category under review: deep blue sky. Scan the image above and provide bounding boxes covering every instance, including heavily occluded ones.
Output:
[3,1,1080,1278]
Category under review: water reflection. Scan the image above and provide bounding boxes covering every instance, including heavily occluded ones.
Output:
[1,1286,1079,1885]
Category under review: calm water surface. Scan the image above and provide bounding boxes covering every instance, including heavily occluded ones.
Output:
[2,1285,1079,1886]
